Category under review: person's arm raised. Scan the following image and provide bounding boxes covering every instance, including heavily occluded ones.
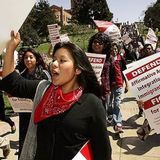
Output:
[2,31,21,78]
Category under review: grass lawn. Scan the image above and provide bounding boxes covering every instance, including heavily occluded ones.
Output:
[3,94,14,116]
[36,31,96,53]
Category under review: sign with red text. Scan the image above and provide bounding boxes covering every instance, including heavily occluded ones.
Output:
[123,52,160,133]
[0,0,35,54]
[86,53,106,79]
[72,141,93,160]
[93,20,122,44]
[8,97,33,112]
[48,24,61,46]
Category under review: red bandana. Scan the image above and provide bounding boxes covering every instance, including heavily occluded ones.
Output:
[34,84,83,123]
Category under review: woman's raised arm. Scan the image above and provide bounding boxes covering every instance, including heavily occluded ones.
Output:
[2,31,21,78]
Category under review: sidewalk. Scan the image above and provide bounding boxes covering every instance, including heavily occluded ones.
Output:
[109,91,160,160]
[0,90,160,160]
[0,113,18,160]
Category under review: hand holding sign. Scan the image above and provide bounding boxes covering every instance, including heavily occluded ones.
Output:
[6,31,21,52]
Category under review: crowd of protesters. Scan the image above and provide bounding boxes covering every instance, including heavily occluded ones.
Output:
[0,22,160,159]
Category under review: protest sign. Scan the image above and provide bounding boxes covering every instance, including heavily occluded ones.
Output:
[122,33,132,45]
[123,52,160,133]
[72,141,93,160]
[60,34,70,43]
[0,0,35,54]
[86,53,106,79]
[145,28,158,50]
[8,97,33,112]
[48,24,61,46]
[93,20,122,44]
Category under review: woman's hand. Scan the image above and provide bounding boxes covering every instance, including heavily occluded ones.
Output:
[2,31,21,78]
[6,31,21,52]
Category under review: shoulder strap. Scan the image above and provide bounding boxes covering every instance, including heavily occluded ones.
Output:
[33,80,51,106]
[19,80,51,160]
[43,69,51,81]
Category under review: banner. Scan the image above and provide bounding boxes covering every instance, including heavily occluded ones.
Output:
[72,141,93,160]
[145,28,158,50]
[0,0,36,54]
[122,33,132,45]
[48,24,61,47]
[123,52,160,133]
[86,53,106,79]
[8,97,33,112]
[93,20,122,44]
[48,24,70,47]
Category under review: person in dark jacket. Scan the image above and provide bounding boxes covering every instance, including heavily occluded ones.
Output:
[15,47,51,158]
[87,32,111,117]
[2,31,112,160]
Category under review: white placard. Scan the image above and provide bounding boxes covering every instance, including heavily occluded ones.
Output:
[0,0,36,54]
[122,33,132,45]
[60,34,70,42]
[72,141,93,160]
[145,28,158,50]
[86,53,106,79]
[8,97,33,112]
[123,52,160,133]
[48,24,61,46]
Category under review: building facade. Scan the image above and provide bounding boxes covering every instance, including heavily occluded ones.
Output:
[51,5,72,26]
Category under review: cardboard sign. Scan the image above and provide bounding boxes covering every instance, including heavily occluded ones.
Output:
[8,97,33,112]
[145,28,158,50]
[122,33,132,45]
[86,53,106,79]
[94,20,122,44]
[0,0,36,54]
[72,141,93,160]
[48,24,61,46]
[123,52,160,133]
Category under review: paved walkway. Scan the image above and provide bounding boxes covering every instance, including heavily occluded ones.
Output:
[0,90,160,160]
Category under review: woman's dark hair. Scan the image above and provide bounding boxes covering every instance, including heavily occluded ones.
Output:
[19,48,48,80]
[111,43,121,53]
[53,42,102,98]
[144,43,154,50]
[21,48,47,69]
[88,32,111,59]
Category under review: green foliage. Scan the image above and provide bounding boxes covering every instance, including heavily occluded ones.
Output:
[92,0,113,21]
[36,27,96,53]
[72,0,113,24]
[33,0,57,38]
[144,1,160,30]
[19,0,56,47]
[36,42,50,53]
[60,25,96,50]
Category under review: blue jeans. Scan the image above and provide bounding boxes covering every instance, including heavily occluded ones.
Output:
[108,87,123,125]
[103,94,111,119]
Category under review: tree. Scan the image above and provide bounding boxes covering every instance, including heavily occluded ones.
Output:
[144,0,160,30]
[19,5,41,47]
[92,0,113,21]
[75,1,93,24]
[72,0,113,24]
[19,0,56,46]
[33,0,57,39]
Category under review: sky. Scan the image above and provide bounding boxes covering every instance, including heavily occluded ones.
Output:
[47,0,157,23]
